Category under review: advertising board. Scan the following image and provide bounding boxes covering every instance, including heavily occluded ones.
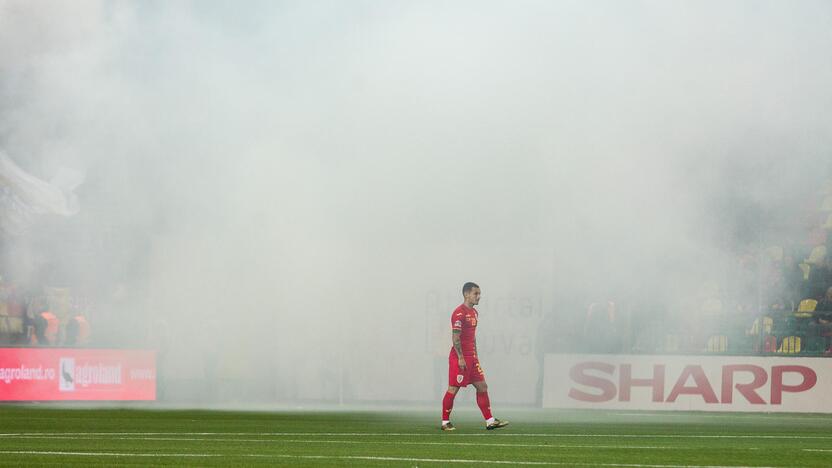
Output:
[543,354,829,412]
[0,348,156,401]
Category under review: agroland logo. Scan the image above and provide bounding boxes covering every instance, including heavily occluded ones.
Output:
[568,361,817,405]
[59,358,75,392]
[59,359,122,391]
[76,363,122,387]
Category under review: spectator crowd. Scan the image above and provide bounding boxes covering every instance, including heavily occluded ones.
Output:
[0,278,90,347]
[574,175,832,356]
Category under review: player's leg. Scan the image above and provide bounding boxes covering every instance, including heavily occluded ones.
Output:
[471,362,509,430]
[443,350,464,431]
[442,385,459,425]
[471,380,493,420]
[442,385,460,430]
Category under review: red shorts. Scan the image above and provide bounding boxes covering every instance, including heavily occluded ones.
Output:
[448,349,485,387]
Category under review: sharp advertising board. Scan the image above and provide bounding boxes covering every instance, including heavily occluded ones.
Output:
[543,354,829,413]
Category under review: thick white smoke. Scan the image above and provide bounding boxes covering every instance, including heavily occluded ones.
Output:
[1,0,830,405]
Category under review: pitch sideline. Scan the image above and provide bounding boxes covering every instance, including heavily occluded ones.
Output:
[0,450,785,467]
[0,431,828,440]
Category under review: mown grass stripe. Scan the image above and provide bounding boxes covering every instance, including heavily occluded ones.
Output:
[0,450,784,467]
[1,434,757,450]
[0,431,828,439]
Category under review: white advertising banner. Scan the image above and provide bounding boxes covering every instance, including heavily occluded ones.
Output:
[543,354,832,413]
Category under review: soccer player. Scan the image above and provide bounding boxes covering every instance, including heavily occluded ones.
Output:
[441,282,509,431]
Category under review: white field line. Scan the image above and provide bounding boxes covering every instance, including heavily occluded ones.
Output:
[0,451,217,457]
[0,434,752,450]
[0,450,786,467]
[0,431,828,440]
[803,449,832,452]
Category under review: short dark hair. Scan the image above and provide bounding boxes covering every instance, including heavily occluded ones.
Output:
[462,282,480,294]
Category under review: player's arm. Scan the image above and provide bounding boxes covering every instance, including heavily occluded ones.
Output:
[452,330,466,370]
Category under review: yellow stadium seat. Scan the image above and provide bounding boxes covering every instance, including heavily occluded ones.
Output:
[778,336,802,354]
[795,299,818,318]
[805,245,827,265]
[707,335,728,352]
[798,299,818,312]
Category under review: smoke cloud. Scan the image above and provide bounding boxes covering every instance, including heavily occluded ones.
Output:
[1,0,831,405]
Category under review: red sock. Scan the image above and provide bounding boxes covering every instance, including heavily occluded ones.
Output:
[476,391,493,420]
[442,391,456,421]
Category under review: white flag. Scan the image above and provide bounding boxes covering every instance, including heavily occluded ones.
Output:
[0,151,83,237]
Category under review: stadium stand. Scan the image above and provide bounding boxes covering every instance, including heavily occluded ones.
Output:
[574,174,832,357]
[0,280,90,347]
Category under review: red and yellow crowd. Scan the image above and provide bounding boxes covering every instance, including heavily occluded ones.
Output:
[0,280,90,347]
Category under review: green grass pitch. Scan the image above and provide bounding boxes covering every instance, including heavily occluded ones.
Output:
[0,405,830,466]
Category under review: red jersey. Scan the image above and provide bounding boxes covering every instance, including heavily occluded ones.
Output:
[450,304,478,357]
